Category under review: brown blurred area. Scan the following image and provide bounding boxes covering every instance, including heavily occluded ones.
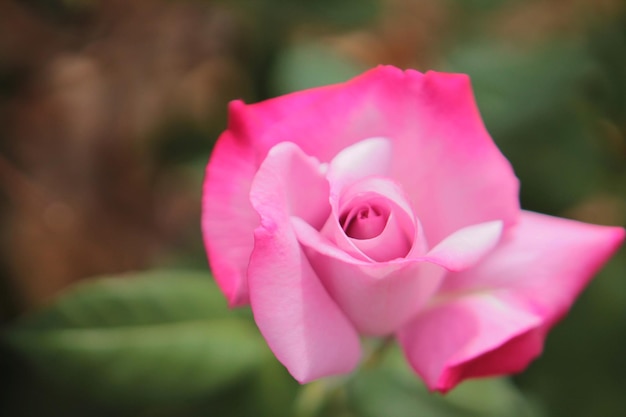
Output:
[0,0,252,318]
[0,0,624,322]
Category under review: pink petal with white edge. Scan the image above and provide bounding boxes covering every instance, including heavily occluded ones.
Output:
[248,142,361,382]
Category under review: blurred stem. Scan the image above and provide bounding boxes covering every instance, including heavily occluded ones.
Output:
[363,336,394,369]
[293,337,394,417]
[293,378,340,417]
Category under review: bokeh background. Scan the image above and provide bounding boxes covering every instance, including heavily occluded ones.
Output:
[1,0,625,416]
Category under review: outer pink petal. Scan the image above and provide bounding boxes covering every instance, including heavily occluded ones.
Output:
[440,211,625,324]
[202,129,258,306]
[386,70,520,244]
[397,293,542,392]
[248,143,361,382]
[399,211,624,392]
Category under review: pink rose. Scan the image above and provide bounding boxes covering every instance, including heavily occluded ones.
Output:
[201,66,624,392]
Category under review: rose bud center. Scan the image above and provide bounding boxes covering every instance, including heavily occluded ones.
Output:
[341,204,389,239]
[335,193,414,262]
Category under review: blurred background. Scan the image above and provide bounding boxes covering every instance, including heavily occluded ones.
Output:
[0,0,625,416]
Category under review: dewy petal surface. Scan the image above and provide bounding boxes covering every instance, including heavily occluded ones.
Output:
[398,210,625,392]
[248,142,361,382]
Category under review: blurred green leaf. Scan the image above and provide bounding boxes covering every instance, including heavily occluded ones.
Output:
[221,0,379,28]
[271,40,366,95]
[443,40,616,213]
[4,270,268,407]
[445,41,593,137]
[348,344,542,417]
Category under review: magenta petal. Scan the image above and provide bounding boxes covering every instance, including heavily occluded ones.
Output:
[202,130,259,306]
[397,293,542,392]
[248,143,361,382]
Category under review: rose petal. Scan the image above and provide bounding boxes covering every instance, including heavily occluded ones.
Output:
[398,210,624,392]
[347,210,412,262]
[421,221,503,271]
[202,129,259,306]
[323,176,427,261]
[293,218,445,336]
[386,70,520,244]
[397,293,542,392]
[327,137,393,194]
[203,67,520,304]
[439,211,625,324]
[248,142,361,382]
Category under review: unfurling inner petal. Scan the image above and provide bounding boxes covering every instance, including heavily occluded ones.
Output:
[341,199,389,239]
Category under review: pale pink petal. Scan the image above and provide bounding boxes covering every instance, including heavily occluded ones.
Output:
[249,142,330,229]
[397,293,542,392]
[293,218,445,336]
[248,143,360,382]
[422,221,503,271]
[327,137,393,194]
[440,211,625,325]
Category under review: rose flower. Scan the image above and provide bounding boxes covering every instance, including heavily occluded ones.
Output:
[201,66,624,392]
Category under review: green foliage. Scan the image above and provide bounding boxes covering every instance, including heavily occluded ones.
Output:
[346,346,542,417]
[221,0,379,28]
[272,41,366,95]
[3,271,270,408]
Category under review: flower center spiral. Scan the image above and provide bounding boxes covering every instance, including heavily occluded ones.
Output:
[341,203,390,239]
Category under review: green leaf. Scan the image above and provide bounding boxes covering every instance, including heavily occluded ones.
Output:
[444,40,593,138]
[348,344,542,417]
[271,40,366,95]
[3,270,268,407]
